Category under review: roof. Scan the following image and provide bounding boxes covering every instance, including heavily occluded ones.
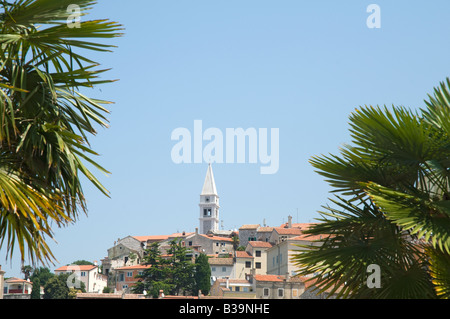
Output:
[201,163,218,195]
[5,277,32,284]
[239,224,260,230]
[55,265,97,272]
[274,227,303,236]
[279,223,316,230]
[199,234,233,242]
[132,235,169,242]
[115,264,152,271]
[216,278,252,285]
[257,227,274,232]
[290,234,325,241]
[253,274,285,282]
[208,258,234,266]
[235,251,253,259]
[247,241,273,248]
[252,274,303,283]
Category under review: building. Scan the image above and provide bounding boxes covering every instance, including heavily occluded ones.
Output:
[3,277,34,299]
[238,224,260,248]
[114,264,151,292]
[55,264,107,293]
[210,278,255,299]
[245,241,273,275]
[180,230,234,256]
[250,274,305,299]
[267,233,323,277]
[234,250,254,279]
[209,257,234,282]
[0,265,4,299]
[199,164,220,234]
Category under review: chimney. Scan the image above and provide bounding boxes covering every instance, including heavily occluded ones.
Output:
[195,227,198,234]
[288,215,292,228]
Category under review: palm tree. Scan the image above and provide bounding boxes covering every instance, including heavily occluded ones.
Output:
[292,79,450,299]
[0,0,122,265]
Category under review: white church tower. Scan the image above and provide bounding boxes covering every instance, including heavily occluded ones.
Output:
[199,164,220,234]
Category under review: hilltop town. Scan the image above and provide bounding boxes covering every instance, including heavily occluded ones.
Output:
[1,165,328,300]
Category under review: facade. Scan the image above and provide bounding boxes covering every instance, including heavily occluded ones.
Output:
[199,164,220,234]
[114,264,151,292]
[238,224,260,248]
[267,233,323,276]
[250,274,305,299]
[0,266,4,299]
[3,277,34,299]
[209,257,234,282]
[234,251,254,280]
[55,264,107,293]
[210,278,255,299]
[245,241,273,275]
[180,231,234,256]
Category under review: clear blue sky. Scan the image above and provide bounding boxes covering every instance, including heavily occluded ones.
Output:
[2,0,450,277]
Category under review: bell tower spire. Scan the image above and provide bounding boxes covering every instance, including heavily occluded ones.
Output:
[199,164,220,234]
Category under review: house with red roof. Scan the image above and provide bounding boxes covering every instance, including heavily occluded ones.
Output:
[55,264,107,293]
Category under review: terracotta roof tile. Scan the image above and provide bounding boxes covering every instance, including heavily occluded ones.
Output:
[55,265,97,272]
[235,251,253,258]
[248,241,273,248]
[239,224,260,230]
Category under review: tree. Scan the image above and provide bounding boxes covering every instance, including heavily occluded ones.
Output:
[43,275,69,299]
[30,277,41,299]
[292,79,450,299]
[43,272,85,299]
[0,0,122,265]
[133,239,197,297]
[167,239,195,296]
[132,242,173,298]
[71,260,94,266]
[21,265,33,280]
[194,254,211,296]
[30,266,54,288]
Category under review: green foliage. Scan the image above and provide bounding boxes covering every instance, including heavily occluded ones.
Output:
[43,274,69,299]
[194,254,211,295]
[0,0,122,265]
[71,260,94,266]
[30,266,54,288]
[133,240,198,297]
[30,277,41,299]
[292,79,450,299]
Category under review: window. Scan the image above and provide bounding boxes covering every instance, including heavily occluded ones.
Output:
[205,197,210,202]
[278,288,284,298]
[222,267,227,272]
[255,250,261,257]
[263,288,270,297]
[188,241,192,246]
[138,271,143,276]
[256,262,261,269]
[204,208,211,216]
[119,273,124,282]
[235,286,240,292]
[80,272,86,277]
[122,285,128,290]
[212,267,216,272]
[127,272,133,277]
[245,261,251,268]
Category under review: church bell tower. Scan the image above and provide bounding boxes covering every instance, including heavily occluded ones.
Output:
[199,164,220,234]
